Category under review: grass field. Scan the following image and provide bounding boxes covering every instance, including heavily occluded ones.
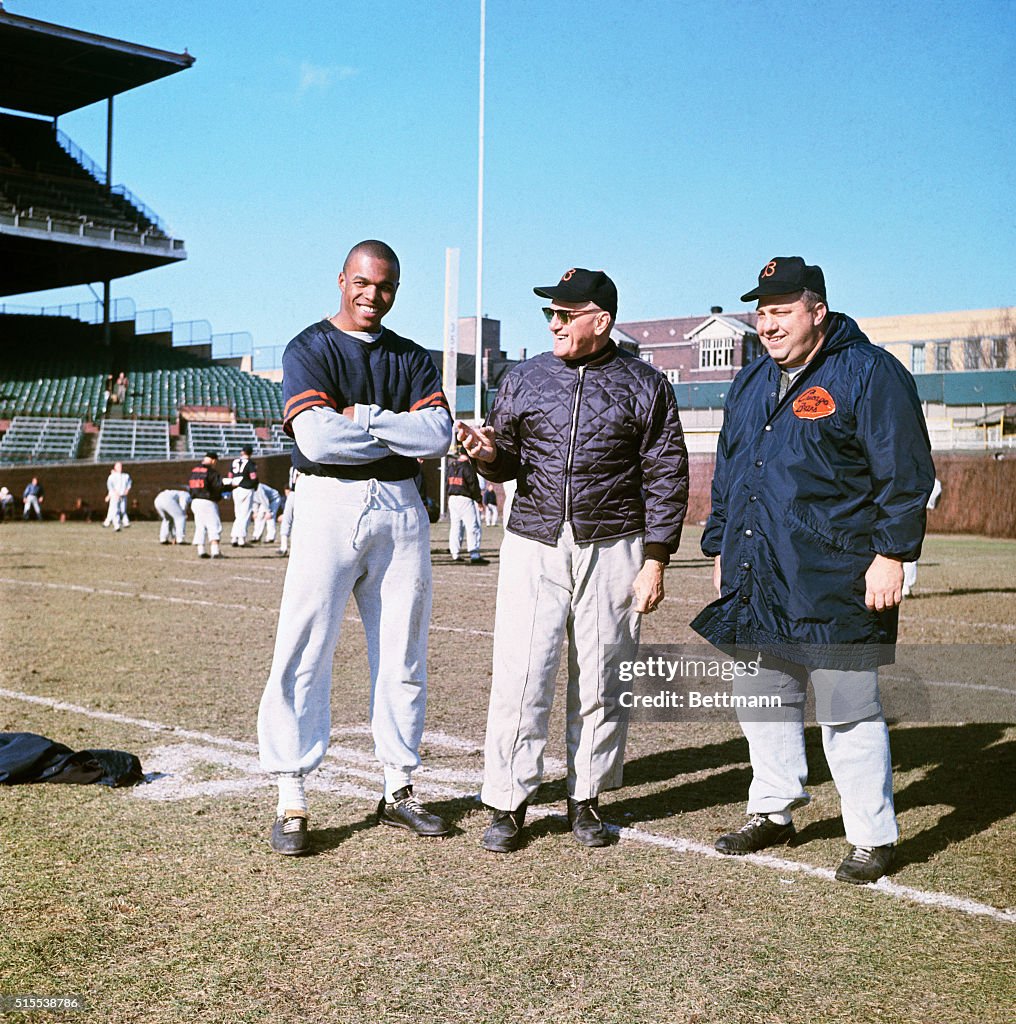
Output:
[1,521,1014,1024]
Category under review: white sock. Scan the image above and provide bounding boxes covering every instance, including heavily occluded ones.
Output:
[767,811,792,826]
[384,769,412,803]
[276,774,308,817]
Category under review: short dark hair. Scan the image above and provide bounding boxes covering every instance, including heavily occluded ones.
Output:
[344,239,400,277]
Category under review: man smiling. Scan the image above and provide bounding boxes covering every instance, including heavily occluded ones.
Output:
[257,240,453,855]
[458,268,688,853]
[692,257,936,883]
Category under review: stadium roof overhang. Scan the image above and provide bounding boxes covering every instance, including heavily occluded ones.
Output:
[0,223,186,296]
[0,11,194,116]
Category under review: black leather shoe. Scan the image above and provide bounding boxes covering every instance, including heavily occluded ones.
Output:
[481,804,527,853]
[568,797,611,848]
[715,814,796,855]
[270,812,310,856]
[835,843,895,884]
[377,786,449,836]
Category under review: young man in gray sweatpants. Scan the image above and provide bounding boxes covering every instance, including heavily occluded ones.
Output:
[257,240,454,856]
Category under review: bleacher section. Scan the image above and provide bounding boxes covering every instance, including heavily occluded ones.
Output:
[0,415,82,463]
[0,113,160,236]
[123,339,283,421]
[0,313,107,420]
[95,419,170,462]
[188,422,259,457]
[270,423,294,453]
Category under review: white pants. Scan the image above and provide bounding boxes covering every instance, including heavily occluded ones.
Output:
[448,494,481,559]
[104,495,127,528]
[280,491,296,550]
[484,504,498,526]
[155,492,188,543]
[902,561,918,593]
[252,508,278,543]
[257,475,432,792]
[231,487,255,542]
[734,661,897,847]
[481,525,643,811]
[23,496,42,519]
[191,498,222,546]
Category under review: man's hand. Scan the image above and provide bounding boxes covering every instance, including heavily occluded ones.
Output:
[455,421,497,463]
[865,554,904,611]
[713,554,722,596]
[341,406,355,420]
[633,559,666,614]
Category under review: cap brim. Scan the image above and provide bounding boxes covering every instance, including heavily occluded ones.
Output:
[533,285,563,300]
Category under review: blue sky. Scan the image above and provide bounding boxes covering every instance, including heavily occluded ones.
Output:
[5,0,1015,362]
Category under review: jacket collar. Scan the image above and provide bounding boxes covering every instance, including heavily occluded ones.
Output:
[560,338,617,369]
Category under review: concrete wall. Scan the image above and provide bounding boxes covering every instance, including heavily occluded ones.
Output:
[0,454,293,522]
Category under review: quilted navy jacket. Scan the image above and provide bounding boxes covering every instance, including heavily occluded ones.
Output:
[478,342,688,556]
[690,313,935,668]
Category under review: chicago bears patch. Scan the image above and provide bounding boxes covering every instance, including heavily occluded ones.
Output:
[793,386,836,420]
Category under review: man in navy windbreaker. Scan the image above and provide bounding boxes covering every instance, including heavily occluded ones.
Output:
[691,257,935,884]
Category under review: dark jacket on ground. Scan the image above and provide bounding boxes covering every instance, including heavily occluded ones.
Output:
[690,313,935,668]
[476,341,688,561]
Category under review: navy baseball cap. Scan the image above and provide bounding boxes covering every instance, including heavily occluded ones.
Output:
[241,444,254,455]
[534,268,618,318]
[740,257,826,303]
[204,451,219,460]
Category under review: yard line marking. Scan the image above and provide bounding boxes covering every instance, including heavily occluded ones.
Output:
[2,685,1012,925]
[613,826,1016,924]
[0,577,256,612]
[0,577,492,634]
[914,616,1016,634]
[167,578,209,586]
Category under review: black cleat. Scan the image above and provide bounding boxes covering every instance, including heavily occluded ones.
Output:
[270,812,310,856]
[481,804,527,853]
[715,814,796,855]
[835,843,895,884]
[377,786,449,837]
[568,797,611,847]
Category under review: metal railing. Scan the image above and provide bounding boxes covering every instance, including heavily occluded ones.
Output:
[54,128,168,234]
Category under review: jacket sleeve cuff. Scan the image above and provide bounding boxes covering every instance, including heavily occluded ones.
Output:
[644,542,672,565]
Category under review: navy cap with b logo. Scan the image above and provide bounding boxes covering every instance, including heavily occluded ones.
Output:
[534,268,618,318]
[740,257,826,303]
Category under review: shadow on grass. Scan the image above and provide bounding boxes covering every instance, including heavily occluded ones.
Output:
[309,795,484,854]
[565,724,1015,868]
[906,587,1016,599]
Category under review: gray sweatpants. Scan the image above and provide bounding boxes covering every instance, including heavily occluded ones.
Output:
[481,524,643,811]
[733,661,898,846]
[257,475,432,793]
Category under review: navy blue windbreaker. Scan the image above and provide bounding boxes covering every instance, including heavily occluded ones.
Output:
[690,313,935,669]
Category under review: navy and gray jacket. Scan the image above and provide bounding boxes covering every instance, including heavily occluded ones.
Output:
[476,341,688,561]
[690,313,936,668]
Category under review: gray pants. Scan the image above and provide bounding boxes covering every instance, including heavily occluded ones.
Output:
[257,475,432,793]
[155,491,188,543]
[481,525,643,811]
[734,660,898,847]
[448,494,481,559]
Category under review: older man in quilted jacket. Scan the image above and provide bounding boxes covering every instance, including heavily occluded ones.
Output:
[457,268,689,853]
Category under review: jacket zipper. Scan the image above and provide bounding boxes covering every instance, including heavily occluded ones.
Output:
[563,366,585,523]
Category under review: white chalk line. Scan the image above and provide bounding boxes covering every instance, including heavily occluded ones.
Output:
[915,616,1016,634]
[0,576,494,635]
[2,685,1012,925]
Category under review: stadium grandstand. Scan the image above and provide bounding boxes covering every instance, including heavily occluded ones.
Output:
[0,9,288,483]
